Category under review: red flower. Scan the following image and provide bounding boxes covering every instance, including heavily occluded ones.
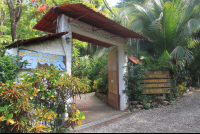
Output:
[39,4,46,12]
[64,2,70,6]
[31,0,35,3]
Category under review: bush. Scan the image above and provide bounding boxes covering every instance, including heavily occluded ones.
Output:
[123,62,147,102]
[96,66,108,94]
[0,66,89,133]
[0,53,19,83]
[143,103,150,109]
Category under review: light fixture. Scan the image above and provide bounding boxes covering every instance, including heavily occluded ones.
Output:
[65,37,71,43]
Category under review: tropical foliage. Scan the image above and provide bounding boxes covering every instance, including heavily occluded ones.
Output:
[0,66,89,133]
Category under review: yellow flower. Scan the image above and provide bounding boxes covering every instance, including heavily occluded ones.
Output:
[65,117,69,121]
[0,93,3,96]
[54,114,57,118]
[35,88,40,93]
[13,82,16,84]
[71,118,77,121]
[51,95,54,98]
[46,129,52,133]
[76,110,80,114]
[81,115,85,120]
[32,93,37,97]
[53,98,56,101]
[2,83,5,86]
[77,120,82,127]
[7,118,15,125]
[47,115,52,119]
[0,116,4,122]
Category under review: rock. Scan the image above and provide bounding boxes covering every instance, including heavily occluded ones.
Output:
[148,100,153,103]
[136,105,144,109]
[189,87,195,91]
[139,100,147,105]
[131,101,139,105]
[152,102,157,105]
[163,101,169,105]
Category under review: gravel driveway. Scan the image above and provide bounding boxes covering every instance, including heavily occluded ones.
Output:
[73,89,200,133]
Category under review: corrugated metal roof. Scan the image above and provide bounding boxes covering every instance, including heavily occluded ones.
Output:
[5,32,68,48]
[128,56,142,64]
[33,3,147,39]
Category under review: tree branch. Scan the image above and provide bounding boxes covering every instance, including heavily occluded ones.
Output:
[15,0,23,25]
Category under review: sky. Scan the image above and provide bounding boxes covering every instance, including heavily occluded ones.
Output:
[106,0,121,7]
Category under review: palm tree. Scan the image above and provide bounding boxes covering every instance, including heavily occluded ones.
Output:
[123,0,200,63]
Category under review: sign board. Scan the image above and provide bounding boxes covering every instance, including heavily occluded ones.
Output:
[141,71,171,94]
[18,49,66,71]
[143,88,171,94]
[145,71,169,78]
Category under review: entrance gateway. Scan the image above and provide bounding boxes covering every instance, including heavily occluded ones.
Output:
[7,3,147,111]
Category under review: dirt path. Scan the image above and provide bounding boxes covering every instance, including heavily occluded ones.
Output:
[73,89,200,133]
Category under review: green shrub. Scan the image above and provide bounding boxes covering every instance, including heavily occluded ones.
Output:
[0,53,19,83]
[123,62,147,102]
[143,103,150,109]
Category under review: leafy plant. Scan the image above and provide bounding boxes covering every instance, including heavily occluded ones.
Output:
[0,53,19,83]
[123,62,147,102]
[143,103,150,109]
[0,66,89,133]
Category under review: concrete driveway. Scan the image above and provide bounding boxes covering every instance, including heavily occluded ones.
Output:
[72,92,126,130]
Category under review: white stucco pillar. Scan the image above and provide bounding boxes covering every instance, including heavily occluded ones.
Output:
[118,45,128,111]
[57,14,72,123]
[57,14,72,75]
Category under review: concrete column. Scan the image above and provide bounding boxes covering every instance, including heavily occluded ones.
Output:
[118,45,128,111]
[57,14,72,75]
[57,14,72,123]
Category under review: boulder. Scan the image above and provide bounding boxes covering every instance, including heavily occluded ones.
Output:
[131,101,139,105]
[136,105,144,109]
[189,87,195,91]
[148,100,153,103]
[163,101,169,105]
[139,100,147,105]
[152,102,157,106]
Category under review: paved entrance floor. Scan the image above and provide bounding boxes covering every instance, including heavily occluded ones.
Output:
[71,92,126,131]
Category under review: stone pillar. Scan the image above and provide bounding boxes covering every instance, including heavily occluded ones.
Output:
[118,45,128,111]
[57,14,72,123]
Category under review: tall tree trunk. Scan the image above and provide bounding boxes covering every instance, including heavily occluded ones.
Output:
[6,0,23,42]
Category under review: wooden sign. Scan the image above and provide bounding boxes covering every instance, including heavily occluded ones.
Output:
[143,88,171,94]
[145,71,169,78]
[141,71,171,94]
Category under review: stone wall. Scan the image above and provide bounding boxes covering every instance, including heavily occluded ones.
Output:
[95,92,107,104]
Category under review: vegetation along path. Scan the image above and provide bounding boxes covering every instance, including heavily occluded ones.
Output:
[73,89,200,133]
